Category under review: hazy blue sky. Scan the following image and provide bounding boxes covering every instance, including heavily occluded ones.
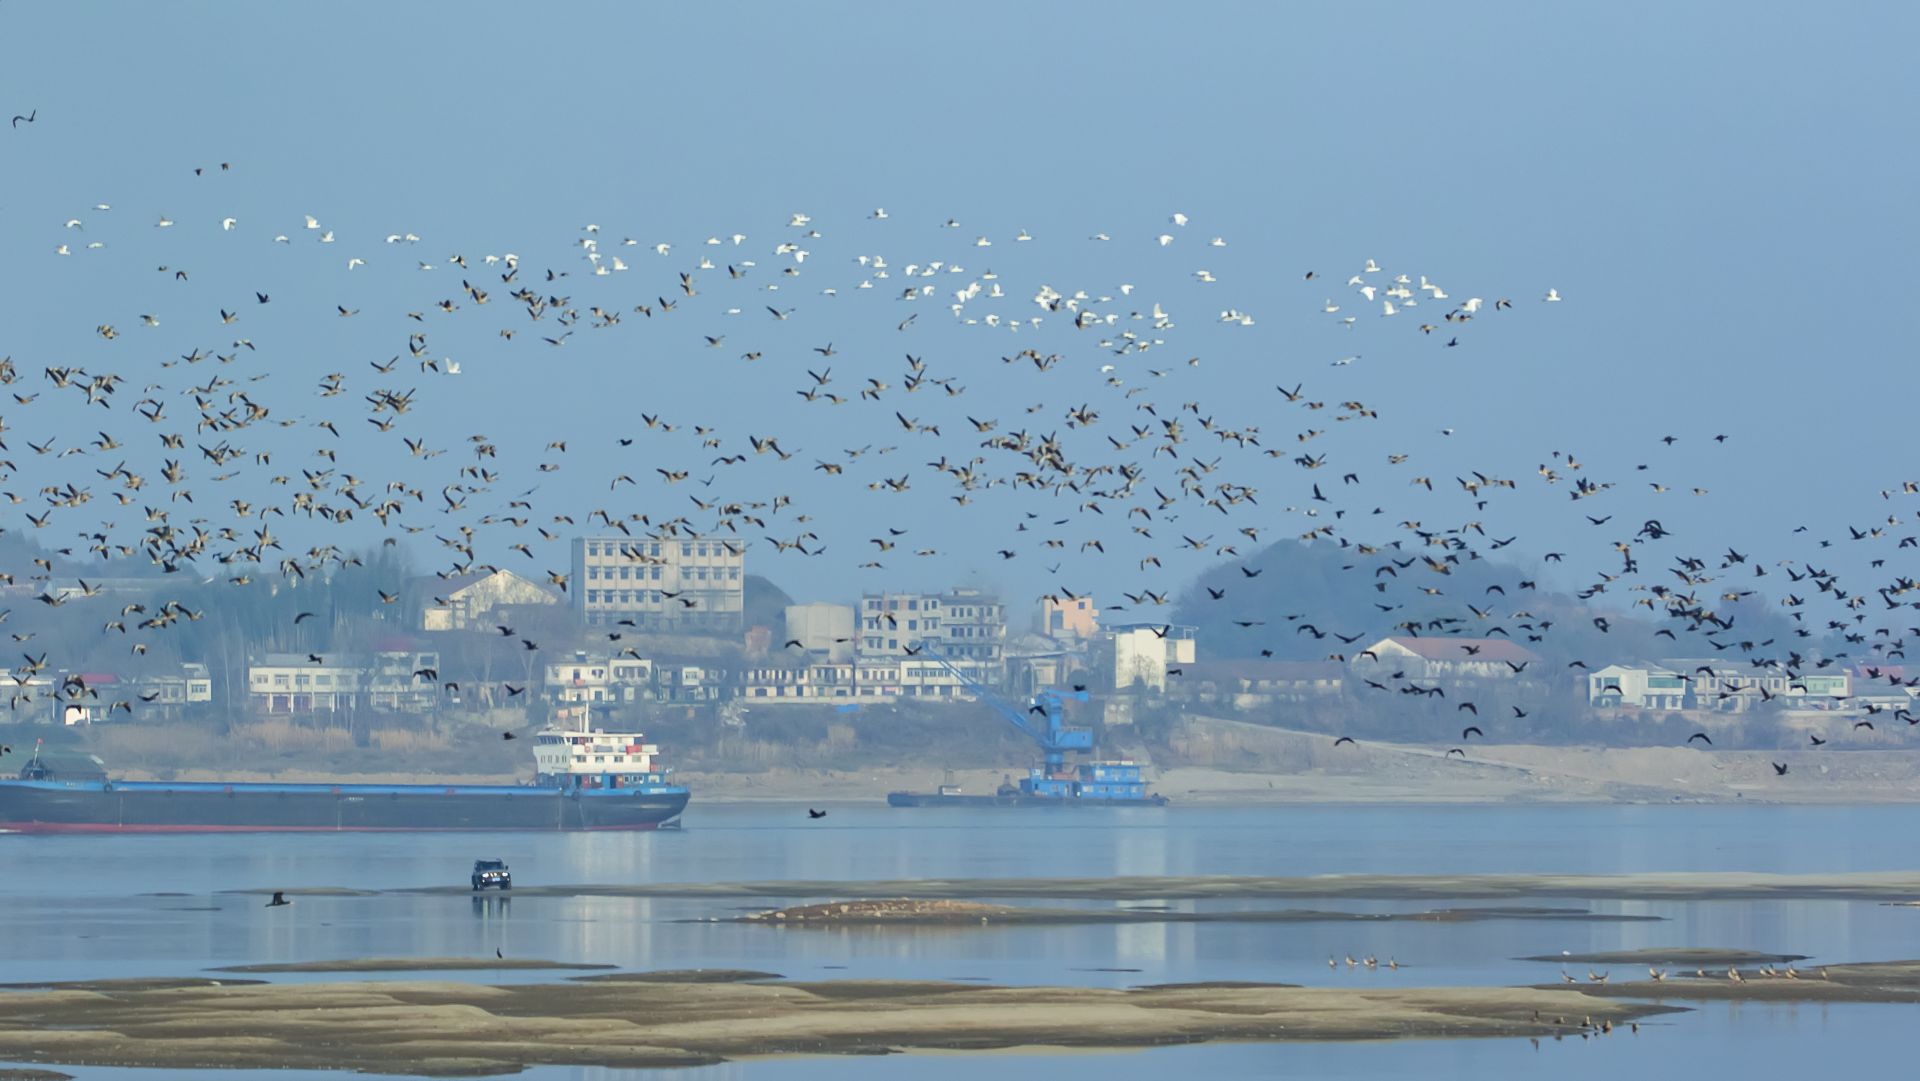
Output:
[2,1,1915,624]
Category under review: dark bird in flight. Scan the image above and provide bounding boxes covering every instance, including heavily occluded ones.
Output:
[807,808,827,819]
[265,891,291,908]
[10,109,35,128]
[497,948,504,959]
[1461,726,1484,740]
[1809,734,1826,746]
[1445,748,1466,758]
[1333,736,1356,746]
[1686,732,1713,746]
[293,611,315,623]
[504,683,525,696]
[1772,762,1789,776]
[501,731,517,741]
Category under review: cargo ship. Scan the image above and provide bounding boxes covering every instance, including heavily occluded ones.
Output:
[0,719,688,834]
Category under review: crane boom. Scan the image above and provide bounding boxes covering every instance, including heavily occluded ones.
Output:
[925,651,1092,772]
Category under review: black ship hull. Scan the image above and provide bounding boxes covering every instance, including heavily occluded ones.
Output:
[0,779,689,834]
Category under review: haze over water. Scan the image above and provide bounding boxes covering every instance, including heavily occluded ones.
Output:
[4,1,1920,1077]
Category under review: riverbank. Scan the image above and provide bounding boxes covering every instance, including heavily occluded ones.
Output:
[100,740,1920,805]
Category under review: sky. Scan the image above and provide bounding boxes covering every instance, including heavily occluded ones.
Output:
[1,1,1916,631]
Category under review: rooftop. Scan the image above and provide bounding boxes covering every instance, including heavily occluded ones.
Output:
[1370,637,1541,664]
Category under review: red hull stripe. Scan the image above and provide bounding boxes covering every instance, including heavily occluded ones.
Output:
[0,822,666,834]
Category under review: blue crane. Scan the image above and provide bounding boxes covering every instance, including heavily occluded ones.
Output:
[925,652,1091,775]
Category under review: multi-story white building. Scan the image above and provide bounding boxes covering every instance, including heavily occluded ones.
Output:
[1171,660,1344,709]
[571,535,745,631]
[1589,661,1851,712]
[1100,623,1197,693]
[247,650,440,716]
[422,568,561,632]
[1587,664,1689,709]
[856,588,1006,685]
[784,602,856,662]
[658,664,725,703]
[1353,637,1541,680]
[544,653,653,729]
[741,662,858,703]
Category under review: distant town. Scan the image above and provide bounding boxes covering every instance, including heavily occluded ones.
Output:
[8,535,1910,757]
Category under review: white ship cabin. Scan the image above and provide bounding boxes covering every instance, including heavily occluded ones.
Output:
[531,726,670,790]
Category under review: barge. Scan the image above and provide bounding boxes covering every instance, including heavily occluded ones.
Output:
[0,719,688,834]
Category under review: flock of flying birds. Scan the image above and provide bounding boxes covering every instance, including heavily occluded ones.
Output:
[4,146,1920,768]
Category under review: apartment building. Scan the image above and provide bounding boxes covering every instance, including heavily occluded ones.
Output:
[247,650,441,715]
[571,535,744,631]
[855,588,1006,685]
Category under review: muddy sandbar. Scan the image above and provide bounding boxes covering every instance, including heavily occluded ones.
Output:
[727,898,1657,927]
[211,957,617,974]
[0,973,1677,1076]
[1561,959,1920,1004]
[1517,948,1806,965]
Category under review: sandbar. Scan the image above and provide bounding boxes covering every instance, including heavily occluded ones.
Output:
[211,958,617,974]
[0,973,1677,1076]
[1516,948,1806,965]
[1559,960,1920,1004]
[727,898,1656,926]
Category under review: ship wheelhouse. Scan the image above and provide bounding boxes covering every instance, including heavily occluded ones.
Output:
[531,724,672,791]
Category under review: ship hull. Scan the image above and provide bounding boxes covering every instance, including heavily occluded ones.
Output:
[0,780,689,834]
[886,791,1168,808]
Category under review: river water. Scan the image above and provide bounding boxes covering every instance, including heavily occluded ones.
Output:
[4,802,1918,1078]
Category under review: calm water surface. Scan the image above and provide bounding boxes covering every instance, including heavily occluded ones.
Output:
[3,802,1917,1078]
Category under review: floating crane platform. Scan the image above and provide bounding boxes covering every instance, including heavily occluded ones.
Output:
[885,653,1169,808]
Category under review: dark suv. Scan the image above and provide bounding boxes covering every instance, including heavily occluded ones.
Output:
[471,859,511,891]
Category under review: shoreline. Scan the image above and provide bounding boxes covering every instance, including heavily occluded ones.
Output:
[98,747,1920,807]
